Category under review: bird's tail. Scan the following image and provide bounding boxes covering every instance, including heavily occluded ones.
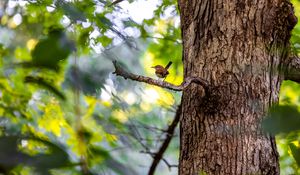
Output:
[164,61,172,70]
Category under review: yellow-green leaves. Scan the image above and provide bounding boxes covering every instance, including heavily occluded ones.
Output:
[37,100,66,137]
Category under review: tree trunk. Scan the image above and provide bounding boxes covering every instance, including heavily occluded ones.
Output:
[178,0,297,174]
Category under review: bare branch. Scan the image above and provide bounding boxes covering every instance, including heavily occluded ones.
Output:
[127,122,168,133]
[145,35,182,44]
[108,0,125,7]
[284,56,300,82]
[112,60,209,91]
[147,104,182,175]
[140,151,178,169]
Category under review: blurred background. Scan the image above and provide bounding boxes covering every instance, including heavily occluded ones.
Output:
[0,0,299,174]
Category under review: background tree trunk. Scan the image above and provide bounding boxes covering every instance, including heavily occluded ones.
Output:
[178,0,296,174]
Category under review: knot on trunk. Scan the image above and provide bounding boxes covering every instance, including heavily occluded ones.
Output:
[281,1,298,31]
[263,1,297,42]
[199,85,230,115]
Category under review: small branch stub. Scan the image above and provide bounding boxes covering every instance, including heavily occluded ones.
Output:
[284,56,300,83]
[112,60,209,91]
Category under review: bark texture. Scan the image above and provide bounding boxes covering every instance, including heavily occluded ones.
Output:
[178,0,297,174]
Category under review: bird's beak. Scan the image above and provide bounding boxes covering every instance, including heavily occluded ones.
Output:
[151,66,155,68]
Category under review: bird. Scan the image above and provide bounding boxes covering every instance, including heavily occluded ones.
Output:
[151,61,172,80]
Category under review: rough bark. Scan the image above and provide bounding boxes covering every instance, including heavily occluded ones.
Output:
[284,56,300,82]
[178,0,297,174]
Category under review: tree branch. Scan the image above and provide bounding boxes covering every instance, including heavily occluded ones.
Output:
[284,56,300,82]
[108,0,125,7]
[112,60,209,91]
[147,104,182,175]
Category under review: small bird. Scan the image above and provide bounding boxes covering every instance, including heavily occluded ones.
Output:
[151,61,172,80]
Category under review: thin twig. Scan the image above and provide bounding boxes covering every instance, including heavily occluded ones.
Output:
[108,0,125,7]
[140,151,178,169]
[127,120,175,169]
[145,35,182,44]
[112,60,209,92]
[126,123,167,133]
[147,104,182,175]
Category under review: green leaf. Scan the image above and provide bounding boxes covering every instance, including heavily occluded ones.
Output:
[289,143,300,167]
[0,135,70,174]
[27,137,70,170]
[31,29,75,70]
[97,36,113,47]
[14,47,31,61]
[78,26,93,47]
[0,136,32,173]
[97,14,113,27]
[0,44,9,58]
[262,105,300,134]
[89,146,110,158]
[61,2,86,22]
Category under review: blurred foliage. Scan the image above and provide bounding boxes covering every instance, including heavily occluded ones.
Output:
[291,0,300,54]
[262,80,300,174]
[1,0,300,175]
[263,105,300,135]
[0,0,181,174]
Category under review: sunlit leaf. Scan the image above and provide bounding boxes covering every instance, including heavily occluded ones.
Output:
[97,36,113,47]
[37,100,66,137]
[14,47,31,61]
